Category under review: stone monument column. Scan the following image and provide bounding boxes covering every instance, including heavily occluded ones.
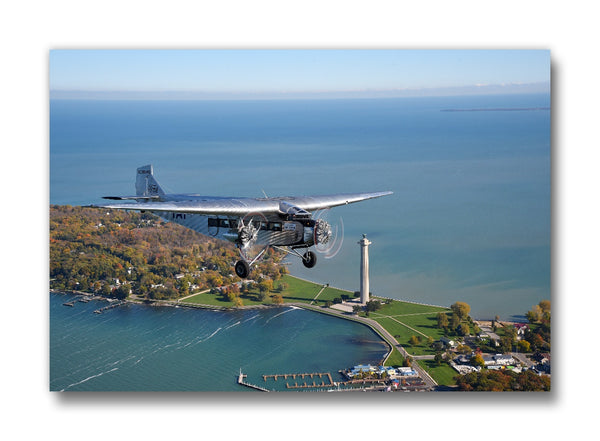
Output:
[358,234,372,304]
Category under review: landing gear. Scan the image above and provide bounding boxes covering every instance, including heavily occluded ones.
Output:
[302,251,317,268]
[235,260,250,279]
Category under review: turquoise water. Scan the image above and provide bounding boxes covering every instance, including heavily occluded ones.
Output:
[50,293,388,391]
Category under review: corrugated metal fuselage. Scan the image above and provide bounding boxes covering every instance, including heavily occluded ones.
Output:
[156,210,316,249]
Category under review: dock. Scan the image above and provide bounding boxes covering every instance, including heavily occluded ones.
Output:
[93,301,127,314]
[237,370,270,392]
[262,372,336,390]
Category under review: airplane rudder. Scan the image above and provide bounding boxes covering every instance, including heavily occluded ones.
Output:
[135,164,164,197]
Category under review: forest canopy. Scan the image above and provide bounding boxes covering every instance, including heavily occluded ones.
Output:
[50,205,286,300]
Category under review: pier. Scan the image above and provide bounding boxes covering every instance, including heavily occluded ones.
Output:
[237,370,270,392]
[261,372,336,390]
[93,301,127,314]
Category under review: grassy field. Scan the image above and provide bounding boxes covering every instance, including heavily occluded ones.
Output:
[363,300,450,357]
[417,360,458,386]
[177,274,353,308]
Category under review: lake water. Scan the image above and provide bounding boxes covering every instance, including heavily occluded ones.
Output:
[50,292,388,391]
[50,95,550,320]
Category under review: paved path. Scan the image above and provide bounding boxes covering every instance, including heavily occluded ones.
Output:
[178,289,210,301]
[309,285,328,305]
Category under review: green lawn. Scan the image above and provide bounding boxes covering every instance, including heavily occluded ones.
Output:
[376,299,449,316]
[417,359,458,386]
[180,289,264,308]
[366,299,450,356]
[274,275,354,306]
[383,348,405,367]
[178,274,353,308]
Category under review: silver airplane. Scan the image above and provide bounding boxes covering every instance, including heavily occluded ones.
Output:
[97,165,392,278]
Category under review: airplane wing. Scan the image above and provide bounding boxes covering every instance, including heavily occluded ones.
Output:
[95,191,392,216]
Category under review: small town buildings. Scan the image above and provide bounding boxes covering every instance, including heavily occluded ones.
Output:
[395,367,417,376]
[440,337,457,349]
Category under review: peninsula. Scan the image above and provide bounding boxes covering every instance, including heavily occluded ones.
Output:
[50,205,551,391]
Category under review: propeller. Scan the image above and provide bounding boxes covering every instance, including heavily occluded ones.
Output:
[313,208,344,259]
[238,212,269,264]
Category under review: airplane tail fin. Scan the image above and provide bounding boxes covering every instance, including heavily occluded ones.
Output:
[135,164,166,198]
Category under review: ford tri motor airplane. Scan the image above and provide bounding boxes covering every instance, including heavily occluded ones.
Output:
[97,165,392,278]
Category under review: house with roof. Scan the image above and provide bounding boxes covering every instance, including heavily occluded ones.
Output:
[514,323,529,339]
[440,337,457,349]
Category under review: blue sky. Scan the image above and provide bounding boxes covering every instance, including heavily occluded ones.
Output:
[50,49,550,99]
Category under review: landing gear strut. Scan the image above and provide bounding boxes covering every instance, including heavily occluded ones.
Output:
[302,251,317,268]
[235,260,250,279]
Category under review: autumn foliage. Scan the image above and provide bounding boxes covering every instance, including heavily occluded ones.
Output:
[50,205,285,299]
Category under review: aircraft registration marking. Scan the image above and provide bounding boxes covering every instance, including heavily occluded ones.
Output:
[283,222,297,231]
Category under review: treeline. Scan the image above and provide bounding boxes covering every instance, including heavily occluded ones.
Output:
[50,205,287,300]
[455,369,551,391]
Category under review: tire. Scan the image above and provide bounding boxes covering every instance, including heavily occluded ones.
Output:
[302,251,317,268]
[235,260,250,278]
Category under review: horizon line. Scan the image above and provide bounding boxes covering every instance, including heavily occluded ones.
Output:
[50,82,550,101]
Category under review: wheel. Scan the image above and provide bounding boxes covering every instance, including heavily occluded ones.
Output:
[302,251,317,268]
[235,260,250,278]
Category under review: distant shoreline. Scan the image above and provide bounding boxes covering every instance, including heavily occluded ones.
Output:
[441,107,550,112]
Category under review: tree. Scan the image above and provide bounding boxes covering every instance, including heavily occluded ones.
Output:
[365,300,381,312]
[526,304,543,323]
[538,299,551,313]
[450,301,471,320]
[258,279,273,294]
[457,323,470,336]
[409,335,421,346]
[114,284,130,300]
[518,340,531,353]
[437,312,449,329]
[470,353,485,367]
[271,294,284,305]
[450,313,460,329]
